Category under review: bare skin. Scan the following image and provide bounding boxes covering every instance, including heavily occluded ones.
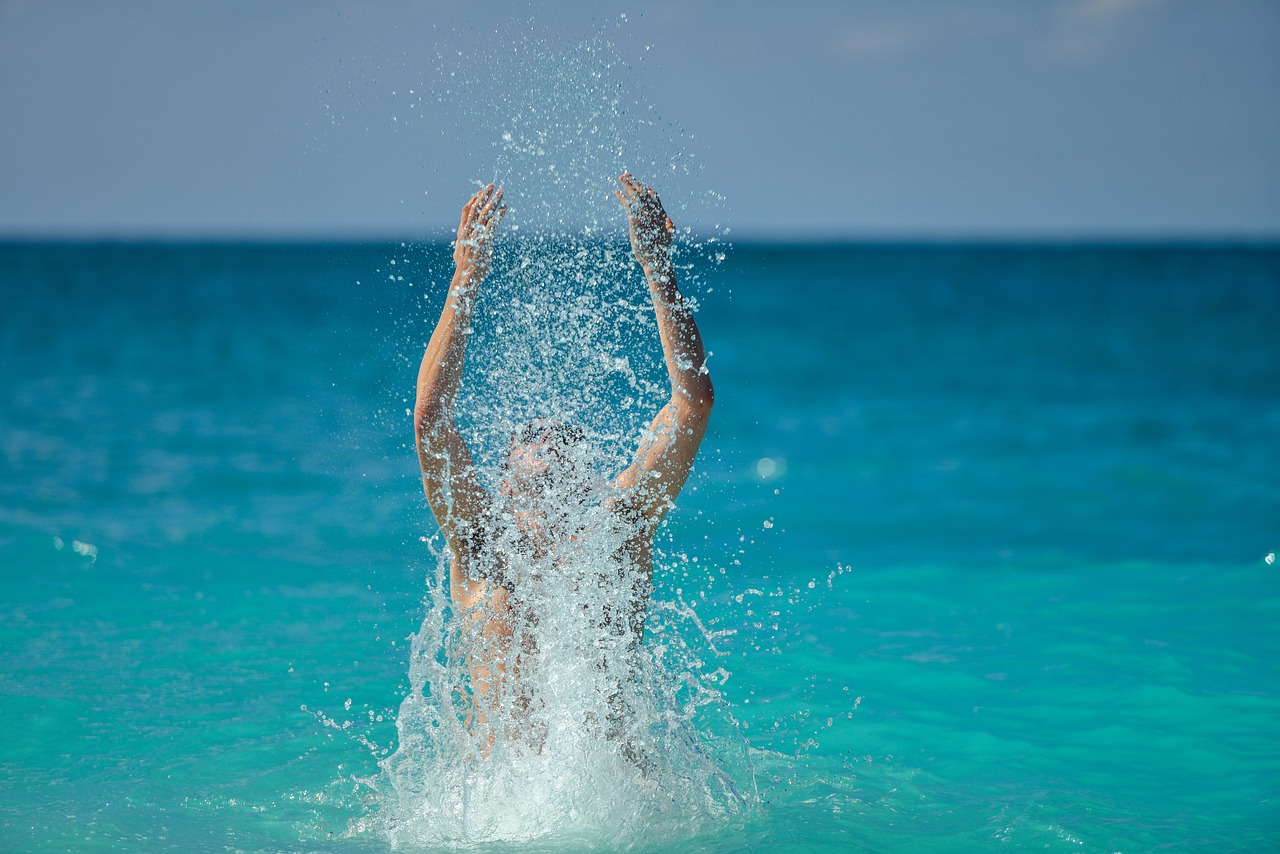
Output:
[414,176,713,741]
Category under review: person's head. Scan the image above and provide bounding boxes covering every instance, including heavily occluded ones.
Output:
[499,419,592,537]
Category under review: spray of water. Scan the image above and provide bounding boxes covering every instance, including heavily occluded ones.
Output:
[343,24,753,849]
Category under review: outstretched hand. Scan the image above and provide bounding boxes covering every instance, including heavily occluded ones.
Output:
[616,173,674,269]
[453,183,505,284]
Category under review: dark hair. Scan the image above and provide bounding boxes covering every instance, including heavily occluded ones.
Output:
[502,418,590,506]
[512,418,585,449]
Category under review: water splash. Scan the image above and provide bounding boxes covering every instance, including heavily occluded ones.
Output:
[371,522,755,847]
[350,25,751,849]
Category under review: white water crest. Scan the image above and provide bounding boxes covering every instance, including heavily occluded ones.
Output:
[376,514,753,847]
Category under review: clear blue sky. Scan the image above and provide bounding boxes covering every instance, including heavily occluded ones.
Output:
[1,0,1277,240]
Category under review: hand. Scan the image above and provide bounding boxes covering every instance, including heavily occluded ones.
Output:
[453,184,505,284]
[616,173,674,268]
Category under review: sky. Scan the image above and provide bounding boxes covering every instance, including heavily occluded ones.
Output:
[1,0,1277,240]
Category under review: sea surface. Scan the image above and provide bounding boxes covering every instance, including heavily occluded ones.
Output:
[1,240,1278,851]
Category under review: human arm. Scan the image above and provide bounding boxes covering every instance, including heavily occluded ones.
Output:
[610,174,714,526]
[415,185,505,570]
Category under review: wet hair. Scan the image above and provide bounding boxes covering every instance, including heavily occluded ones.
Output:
[502,419,590,502]
[498,418,593,541]
[511,418,585,452]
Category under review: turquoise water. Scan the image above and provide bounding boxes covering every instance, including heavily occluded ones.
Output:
[2,242,1278,851]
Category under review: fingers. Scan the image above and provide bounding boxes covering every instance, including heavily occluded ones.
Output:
[459,194,477,231]
[459,185,487,232]
[620,173,647,206]
[478,185,502,220]
[619,171,645,195]
[459,184,505,234]
[617,172,661,210]
[477,188,504,238]
[616,175,646,213]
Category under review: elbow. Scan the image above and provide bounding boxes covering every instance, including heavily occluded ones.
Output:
[414,396,448,442]
[683,374,714,420]
[697,376,714,414]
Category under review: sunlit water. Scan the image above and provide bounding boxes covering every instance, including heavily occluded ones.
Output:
[3,240,1278,852]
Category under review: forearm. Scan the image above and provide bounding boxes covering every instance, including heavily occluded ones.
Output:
[644,255,712,407]
[416,267,481,430]
[611,174,712,524]
[418,182,502,435]
[413,264,493,551]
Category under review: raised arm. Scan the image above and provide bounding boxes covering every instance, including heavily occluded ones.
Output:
[415,185,505,572]
[611,174,714,527]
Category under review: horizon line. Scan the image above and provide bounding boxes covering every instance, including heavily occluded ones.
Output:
[2,230,1279,248]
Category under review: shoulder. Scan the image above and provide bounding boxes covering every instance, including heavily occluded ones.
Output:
[448,545,514,600]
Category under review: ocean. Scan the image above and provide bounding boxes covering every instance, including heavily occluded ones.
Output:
[1,240,1277,851]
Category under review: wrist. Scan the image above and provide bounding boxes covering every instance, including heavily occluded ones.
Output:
[447,272,483,311]
[633,231,671,264]
[644,270,676,295]
[640,250,673,276]
[453,264,485,289]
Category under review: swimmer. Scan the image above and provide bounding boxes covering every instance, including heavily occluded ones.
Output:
[414,175,713,740]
